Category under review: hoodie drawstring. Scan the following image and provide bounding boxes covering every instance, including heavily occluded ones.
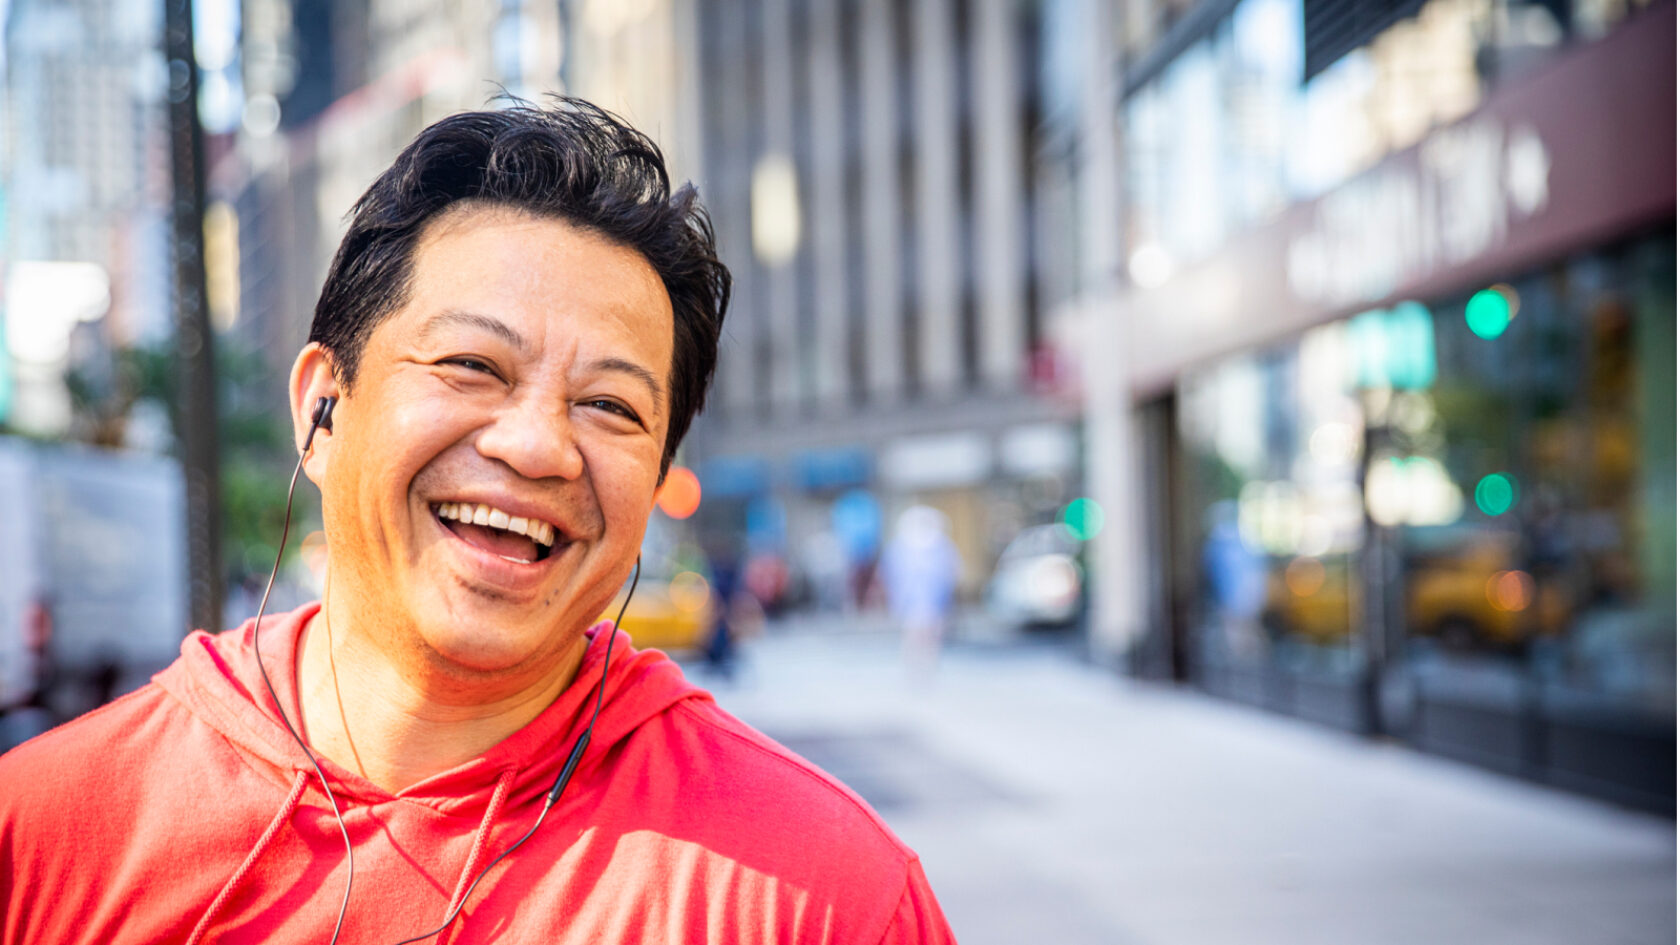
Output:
[186,769,309,945]
[435,768,515,945]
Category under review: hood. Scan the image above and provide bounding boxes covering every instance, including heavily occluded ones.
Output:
[154,602,711,817]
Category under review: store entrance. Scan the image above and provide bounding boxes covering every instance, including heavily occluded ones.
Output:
[1138,394,1190,684]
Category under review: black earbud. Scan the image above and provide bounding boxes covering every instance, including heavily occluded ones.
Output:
[302,395,337,453]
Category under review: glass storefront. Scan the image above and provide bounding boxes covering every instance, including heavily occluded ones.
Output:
[1390,236,1675,697]
[1177,324,1367,675]
[1124,0,1490,276]
[1169,230,1675,806]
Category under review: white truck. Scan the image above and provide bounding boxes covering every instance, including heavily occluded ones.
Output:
[0,437,186,749]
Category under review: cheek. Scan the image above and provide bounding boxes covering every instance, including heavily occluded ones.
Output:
[368,391,482,478]
[324,407,461,546]
[384,390,474,447]
[595,457,661,534]
[605,479,659,532]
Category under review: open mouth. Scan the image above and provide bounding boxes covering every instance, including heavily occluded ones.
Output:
[434,502,559,564]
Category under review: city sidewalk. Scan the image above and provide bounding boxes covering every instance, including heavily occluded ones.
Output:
[703,619,1676,945]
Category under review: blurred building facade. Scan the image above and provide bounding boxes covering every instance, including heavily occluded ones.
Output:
[681,0,1084,607]
[1,0,175,440]
[1093,0,1675,810]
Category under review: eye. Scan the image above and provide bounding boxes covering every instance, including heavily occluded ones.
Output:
[442,356,501,378]
[585,398,643,425]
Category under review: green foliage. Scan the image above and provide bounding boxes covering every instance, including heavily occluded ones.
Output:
[64,338,308,584]
[222,456,306,580]
[211,343,310,583]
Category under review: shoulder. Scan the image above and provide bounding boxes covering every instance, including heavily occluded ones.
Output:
[879,856,958,945]
[566,695,948,943]
[0,653,259,844]
[0,681,186,897]
[0,674,286,945]
[593,693,917,879]
[0,680,181,808]
[680,698,913,854]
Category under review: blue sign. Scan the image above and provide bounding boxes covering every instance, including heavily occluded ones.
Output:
[831,488,882,562]
[745,496,787,553]
[698,455,771,499]
[792,447,872,492]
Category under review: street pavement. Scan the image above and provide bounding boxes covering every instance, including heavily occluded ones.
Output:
[699,612,1676,945]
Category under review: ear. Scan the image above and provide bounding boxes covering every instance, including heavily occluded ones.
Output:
[289,343,340,486]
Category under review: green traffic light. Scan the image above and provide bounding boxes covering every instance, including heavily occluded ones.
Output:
[1474,472,1517,516]
[1465,288,1514,339]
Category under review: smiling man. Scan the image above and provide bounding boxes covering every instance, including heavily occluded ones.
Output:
[0,101,954,944]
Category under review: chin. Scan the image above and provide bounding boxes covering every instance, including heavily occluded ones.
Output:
[416,621,558,678]
[401,573,616,679]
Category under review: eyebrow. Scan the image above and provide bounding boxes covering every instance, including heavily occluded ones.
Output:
[592,357,667,413]
[419,309,666,413]
[418,309,529,352]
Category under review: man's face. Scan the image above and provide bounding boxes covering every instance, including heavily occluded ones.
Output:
[300,206,673,682]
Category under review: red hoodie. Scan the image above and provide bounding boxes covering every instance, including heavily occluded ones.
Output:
[0,603,954,944]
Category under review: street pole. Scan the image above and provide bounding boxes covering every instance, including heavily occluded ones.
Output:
[1077,0,1144,668]
[164,0,224,632]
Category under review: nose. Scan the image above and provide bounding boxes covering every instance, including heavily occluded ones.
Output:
[473,392,585,482]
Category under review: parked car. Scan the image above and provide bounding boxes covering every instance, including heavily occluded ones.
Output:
[1403,525,1569,647]
[599,546,717,654]
[985,524,1083,629]
[1260,524,1569,649]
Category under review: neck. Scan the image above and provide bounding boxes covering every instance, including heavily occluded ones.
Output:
[294,605,589,794]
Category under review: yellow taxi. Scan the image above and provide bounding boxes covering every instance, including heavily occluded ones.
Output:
[1262,525,1568,648]
[599,563,716,653]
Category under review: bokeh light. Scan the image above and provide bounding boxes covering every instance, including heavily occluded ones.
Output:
[1029,557,1081,607]
[656,466,702,519]
[1465,286,1517,339]
[1485,570,1535,612]
[1474,472,1517,516]
[668,570,712,613]
[1062,497,1105,540]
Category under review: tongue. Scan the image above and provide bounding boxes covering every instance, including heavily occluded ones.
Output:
[446,520,541,562]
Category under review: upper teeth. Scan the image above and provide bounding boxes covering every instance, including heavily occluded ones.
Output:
[436,502,556,547]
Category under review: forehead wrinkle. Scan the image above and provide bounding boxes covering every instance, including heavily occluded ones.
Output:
[418,309,530,352]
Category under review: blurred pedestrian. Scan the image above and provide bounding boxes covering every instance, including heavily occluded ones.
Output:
[743,549,791,614]
[880,505,962,680]
[1203,500,1267,660]
[701,535,742,682]
[0,594,58,751]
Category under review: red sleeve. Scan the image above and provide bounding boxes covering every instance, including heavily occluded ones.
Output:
[875,857,957,944]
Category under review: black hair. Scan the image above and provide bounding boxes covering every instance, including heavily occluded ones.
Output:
[308,97,730,476]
